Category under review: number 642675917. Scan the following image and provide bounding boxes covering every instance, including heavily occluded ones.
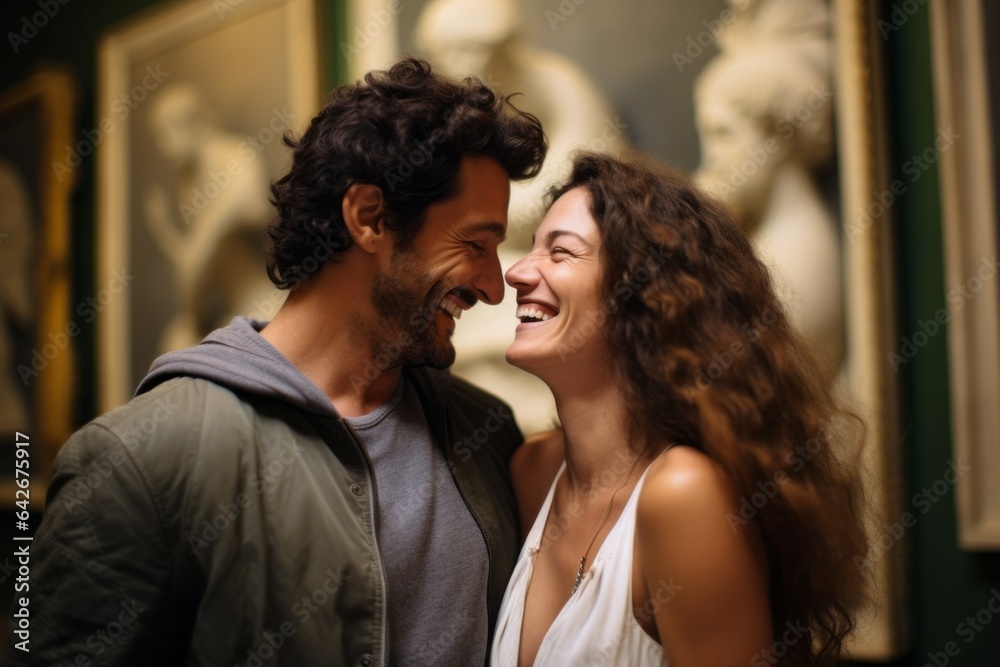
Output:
[14,432,29,517]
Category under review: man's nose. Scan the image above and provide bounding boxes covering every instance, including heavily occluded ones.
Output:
[471,249,505,305]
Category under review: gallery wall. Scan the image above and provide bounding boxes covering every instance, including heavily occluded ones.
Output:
[2,0,166,426]
[0,0,999,664]
[0,0,342,426]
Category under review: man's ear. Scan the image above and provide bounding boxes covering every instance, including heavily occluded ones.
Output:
[342,183,387,254]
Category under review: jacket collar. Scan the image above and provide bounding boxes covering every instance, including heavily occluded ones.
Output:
[402,366,453,430]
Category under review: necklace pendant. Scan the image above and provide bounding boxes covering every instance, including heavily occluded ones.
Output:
[571,556,586,595]
[568,453,644,598]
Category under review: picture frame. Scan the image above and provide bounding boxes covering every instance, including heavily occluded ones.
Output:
[97,0,320,412]
[832,0,908,657]
[929,0,1000,550]
[0,68,76,507]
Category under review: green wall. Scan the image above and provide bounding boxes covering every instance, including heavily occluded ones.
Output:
[881,1,1000,665]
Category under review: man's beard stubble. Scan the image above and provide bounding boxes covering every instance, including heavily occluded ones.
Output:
[368,248,455,370]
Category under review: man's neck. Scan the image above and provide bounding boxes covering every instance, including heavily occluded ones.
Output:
[260,269,402,418]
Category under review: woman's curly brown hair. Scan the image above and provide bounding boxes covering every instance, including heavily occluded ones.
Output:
[550,151,871,665]
[265,57,546,289]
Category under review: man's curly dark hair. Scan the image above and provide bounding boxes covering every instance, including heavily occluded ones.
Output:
[264,57,547,289]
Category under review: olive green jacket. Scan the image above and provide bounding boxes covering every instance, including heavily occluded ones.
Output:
[12,367,522,666]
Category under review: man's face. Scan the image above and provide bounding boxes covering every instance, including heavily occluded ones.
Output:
[371,155,511,369]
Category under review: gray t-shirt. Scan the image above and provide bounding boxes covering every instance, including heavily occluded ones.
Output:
[345,377,489,666]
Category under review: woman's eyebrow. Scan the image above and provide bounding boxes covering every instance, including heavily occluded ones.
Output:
[544,229,591,247]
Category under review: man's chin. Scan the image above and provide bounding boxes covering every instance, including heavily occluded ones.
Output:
[408,354,455,371]
[400,337,455,370]
[424,343,456,370]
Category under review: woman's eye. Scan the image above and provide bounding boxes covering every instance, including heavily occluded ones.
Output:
[551,246,573,258]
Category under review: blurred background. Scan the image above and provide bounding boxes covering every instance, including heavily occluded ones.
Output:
[0,0,998,664]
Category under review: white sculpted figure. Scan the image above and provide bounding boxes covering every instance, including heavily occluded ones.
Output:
[695,0,843,383]
[145,83,280,353]
[415,0,629,433]
[717,0,829,53]
[416,0,628,240]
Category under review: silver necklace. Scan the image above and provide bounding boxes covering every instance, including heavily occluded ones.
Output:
[571,453,643,595]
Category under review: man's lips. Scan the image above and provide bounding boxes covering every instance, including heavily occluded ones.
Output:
[440,297,463,320]
[439,287,476,320]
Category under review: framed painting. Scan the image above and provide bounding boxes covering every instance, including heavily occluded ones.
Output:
[97,0,320,411]
[0,68,76,507]
[930,0,1000,550]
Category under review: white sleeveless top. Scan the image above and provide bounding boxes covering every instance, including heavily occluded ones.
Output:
[491,464,667,666]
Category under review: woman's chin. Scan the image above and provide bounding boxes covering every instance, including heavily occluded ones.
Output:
[504,345,548,377]
[503,346,528,370]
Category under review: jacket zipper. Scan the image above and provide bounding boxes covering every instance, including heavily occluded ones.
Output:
[439,409,494,634]
[343,424,389,667]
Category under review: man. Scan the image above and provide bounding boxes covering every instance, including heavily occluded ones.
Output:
[12,58,545,666]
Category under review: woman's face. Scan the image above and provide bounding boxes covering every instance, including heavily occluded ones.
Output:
[504,187,607,375]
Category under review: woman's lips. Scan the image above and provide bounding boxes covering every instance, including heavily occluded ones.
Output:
[515,301,559,323]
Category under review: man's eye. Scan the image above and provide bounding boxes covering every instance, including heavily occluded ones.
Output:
[467,241,486,253]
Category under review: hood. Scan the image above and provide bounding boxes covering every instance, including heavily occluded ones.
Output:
[135,316,337,418]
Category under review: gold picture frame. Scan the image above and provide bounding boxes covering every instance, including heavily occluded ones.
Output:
[0,68,76,507]
[833,0,907,658]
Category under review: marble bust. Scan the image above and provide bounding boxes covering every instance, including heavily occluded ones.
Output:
[694,0,843,384]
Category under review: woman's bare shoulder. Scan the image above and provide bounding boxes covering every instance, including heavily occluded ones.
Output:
[636,444,750,544]
[639,445,733,510]
[510,429,565,538]
[635,445,772,653]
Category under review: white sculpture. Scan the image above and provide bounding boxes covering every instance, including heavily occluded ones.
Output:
[694,0,843,383]
[0,160,34,433]
[145,83,281,352]
[717,0,830,53]
[416,0,629,241]
[415,0,629,433]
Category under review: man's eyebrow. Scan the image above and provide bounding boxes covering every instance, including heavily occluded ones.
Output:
[544,229,591,246]
[465,220,507,241]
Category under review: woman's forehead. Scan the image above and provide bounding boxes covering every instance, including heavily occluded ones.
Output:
[534,188,599,243]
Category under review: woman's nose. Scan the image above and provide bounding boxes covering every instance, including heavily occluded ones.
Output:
[505,254,538,290]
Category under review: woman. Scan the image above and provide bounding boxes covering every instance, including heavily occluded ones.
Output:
[491,152,869,666]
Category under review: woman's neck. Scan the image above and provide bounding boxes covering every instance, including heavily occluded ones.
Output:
[548,377,647,495]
